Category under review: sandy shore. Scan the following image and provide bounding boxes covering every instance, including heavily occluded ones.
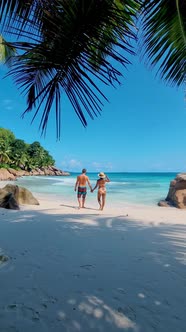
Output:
[0,186,186,331]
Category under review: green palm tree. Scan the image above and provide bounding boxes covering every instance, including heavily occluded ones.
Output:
[0,1,185,137]
[0,140,12,164]
[24,156,36,171]
[11,153,28,168]
[0,35,16,64]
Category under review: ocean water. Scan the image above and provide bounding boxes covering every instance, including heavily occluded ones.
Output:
[14,172,177,206]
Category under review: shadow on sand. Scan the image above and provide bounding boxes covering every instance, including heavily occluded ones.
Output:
[60,204,99,211]
[0,208,186,332]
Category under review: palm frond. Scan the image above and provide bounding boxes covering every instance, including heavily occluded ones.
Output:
[0,0,44,36]
[1,0,140,137]
[140,0,186,86]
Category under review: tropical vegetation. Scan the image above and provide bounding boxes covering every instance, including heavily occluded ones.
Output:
[0,1,185,138]
[0,128,55,170]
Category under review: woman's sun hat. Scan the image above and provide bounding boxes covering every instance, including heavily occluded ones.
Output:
[98,172,106,178]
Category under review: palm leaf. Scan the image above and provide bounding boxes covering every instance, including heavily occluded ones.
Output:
[0,0,44,36]
[1,0,140,137]
[140,0,186,86]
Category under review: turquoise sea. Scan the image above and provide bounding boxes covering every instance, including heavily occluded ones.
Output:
[15,172,177,206]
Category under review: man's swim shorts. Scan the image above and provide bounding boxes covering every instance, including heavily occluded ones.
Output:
[77,186,87,198]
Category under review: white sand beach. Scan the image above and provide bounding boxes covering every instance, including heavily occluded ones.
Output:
[0,187,186,332]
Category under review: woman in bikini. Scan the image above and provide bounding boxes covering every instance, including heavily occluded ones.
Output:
[91,172,110,210]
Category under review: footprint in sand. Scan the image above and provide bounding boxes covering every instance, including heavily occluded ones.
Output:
[80,264,95,270]
[73,273,80,278]
[116,287,126,295]
[6,303,41,321]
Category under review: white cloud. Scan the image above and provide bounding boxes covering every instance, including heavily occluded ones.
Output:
[60,158,113,172]
[3,99,12,104]
[91,162,102,171]
[91,161,113,172]
[61,158,82,171]
[1,99,13,110]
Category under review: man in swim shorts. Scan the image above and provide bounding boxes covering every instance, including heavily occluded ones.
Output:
[74,169,92,209]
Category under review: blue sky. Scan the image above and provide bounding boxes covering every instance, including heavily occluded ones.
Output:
[0,56,185,173]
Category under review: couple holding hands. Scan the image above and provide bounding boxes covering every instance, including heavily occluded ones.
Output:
[74,168,110,210]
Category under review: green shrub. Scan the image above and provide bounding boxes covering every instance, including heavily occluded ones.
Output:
[0,163,10,169]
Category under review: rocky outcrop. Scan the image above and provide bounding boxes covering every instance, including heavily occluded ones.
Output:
[0,166,70,181]
[0,168,16,181]
[158,173,186,209]
[0,190,20,210]
[7,168,19,176]
[0,184,39,209]
[0,184,39,207]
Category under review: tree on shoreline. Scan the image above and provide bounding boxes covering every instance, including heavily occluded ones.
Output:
[0,127,55,170]
[0,1,185,137]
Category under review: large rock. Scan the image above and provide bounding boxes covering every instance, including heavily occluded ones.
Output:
[158,173,186,209]
[0,184,39,207]
[0,190,20,210]
[8,168,19,176]
[15,170,29,176]
[0,168,16,181]
[0,166,70,180]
